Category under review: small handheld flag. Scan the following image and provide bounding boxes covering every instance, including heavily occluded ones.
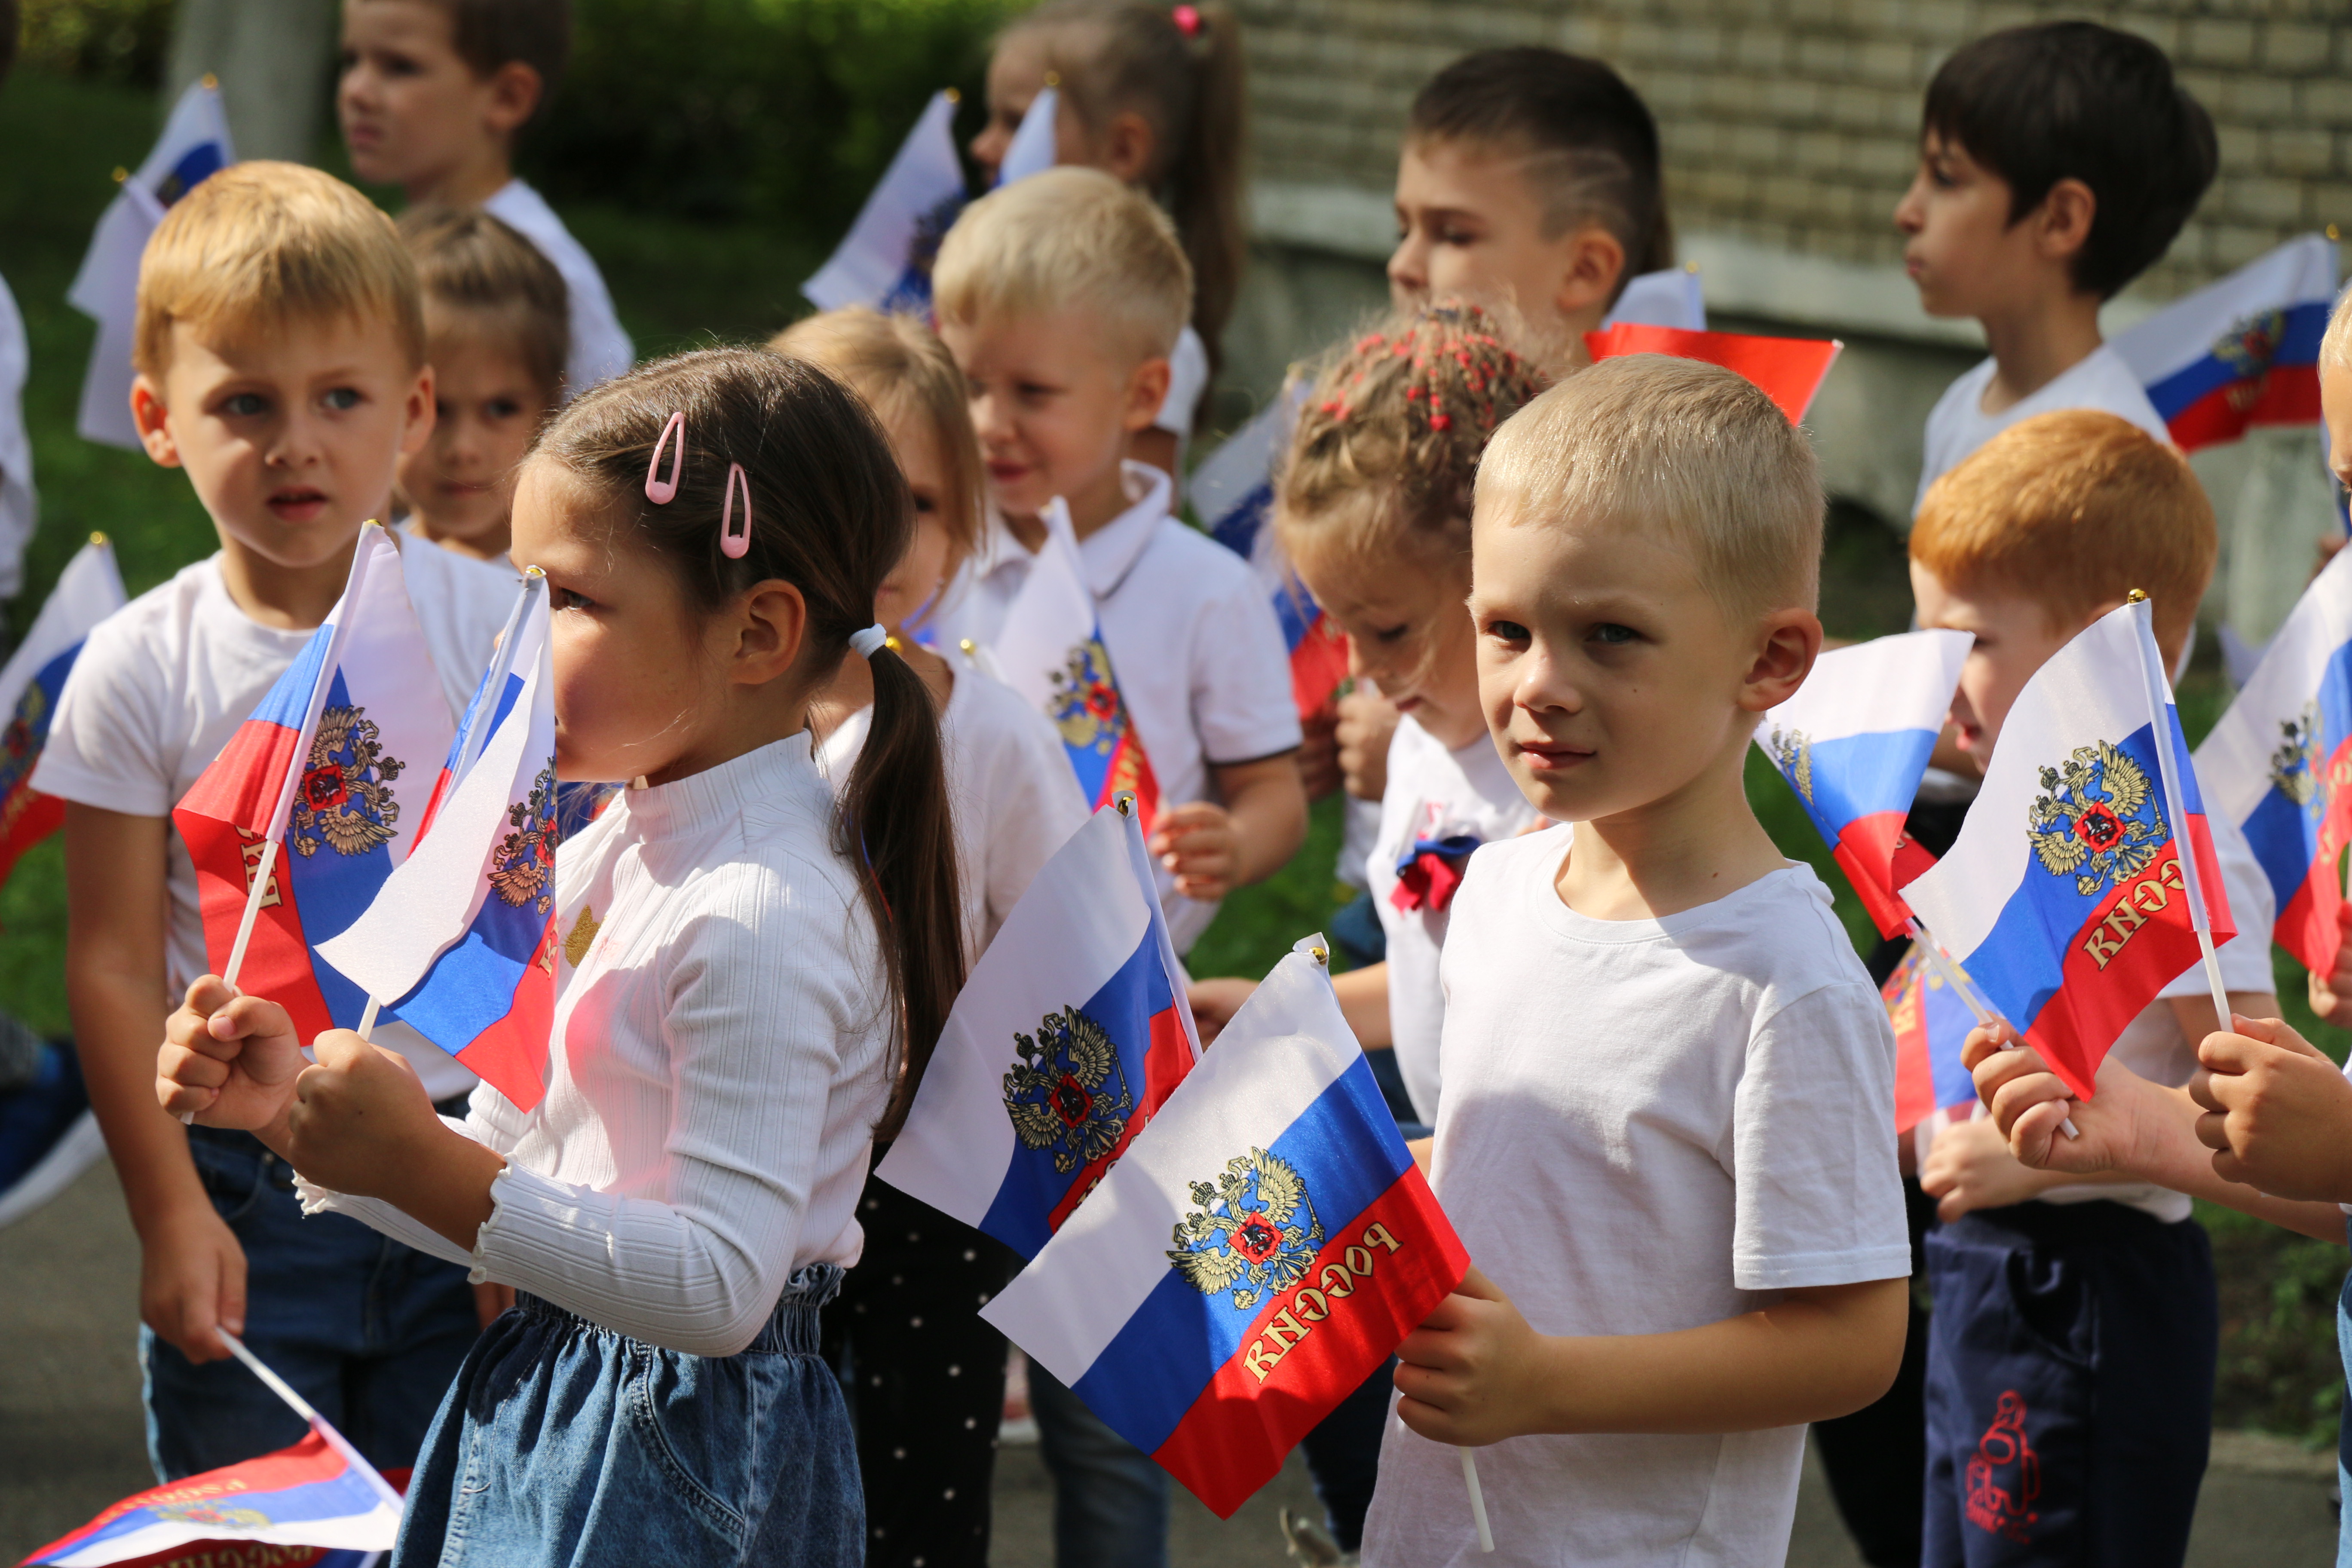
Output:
[1883,942,1987,1135]
[981,936,1468,1519]
[315,573,559,1110]
[1599,264,1706,332]
[1900,599,2235,1099]
[990,502,1163,831]
[0,536,127,889]
[997,83,1060,185]
[2196,545,2352,974]
[67,79,235,450]
[802,89,968,315]
[1754,629,1971,938]
[174,527,456,1041]
[877,799,1198,1258]
[2110,234,2337,453]
[1583,323,1841,423]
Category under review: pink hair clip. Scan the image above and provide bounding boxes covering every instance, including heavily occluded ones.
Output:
[720,462,752,559]
[646,411,686,504]
[1172,4,1201,36]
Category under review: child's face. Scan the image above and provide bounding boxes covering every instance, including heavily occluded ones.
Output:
[339,0,522,191]
[132,316,433,572]
[873,405,958,634]
[1893,132,2088,318]
[1469,501,1815,824]
[1910,563,2108,766]
[1390,137,1623,334]
[398,315,551,555]
[971,33,1078,186]
[938,310,1164,522]
[1290,527,1484,752]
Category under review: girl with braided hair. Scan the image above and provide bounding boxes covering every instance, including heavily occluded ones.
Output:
[1188,301,1550,1559]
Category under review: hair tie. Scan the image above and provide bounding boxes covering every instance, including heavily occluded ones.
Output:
[849,624,890,659]
[1171,3,1200,36]
[646,411,686,504]
[720,462,752,559]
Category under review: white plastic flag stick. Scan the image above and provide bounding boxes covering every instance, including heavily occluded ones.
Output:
[1905,915,2078,1139]
[216,1328,404,1510]
[2125,592,2234,1024]
[1459,1447,1494,1552]
[355,996,381,1043]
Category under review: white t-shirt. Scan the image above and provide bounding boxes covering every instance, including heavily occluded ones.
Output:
[816,649,1091,957]
[482,179,634,395]
[1366,714,1536,1124]
[930,463,1301,951]
[34,542,519,1101]
[1361,829,1911,1568]
[0,272,34,600]
[1152,324,1210,440]
[1914,344,2172,514]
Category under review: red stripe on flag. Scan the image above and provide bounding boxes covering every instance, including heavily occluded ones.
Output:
[1883,954,1936,1134]
[1152,1167,1468,1518]
[453,925,556,1112]
[173,812,337,1042]
[1104,731,1160,838]
[0,784,63,890]
[2162,373,2319,454]
[1831,810,1923,940]
[2275,739,2352,974]
[1289,614,1351,723]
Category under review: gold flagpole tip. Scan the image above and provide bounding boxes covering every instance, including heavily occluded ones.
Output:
[959,639,977,656]
[1309,945,1329,966]
[524,564,547,579]
[111,167,129,184]
[2126,588,2148,603]
[885,634,903,652]
[1043,70,1061,87]
[88,531,109,547]
[1113,792,1135,818]
[361,517,382,530]
[944,86,960,104]
[2331,224,2342,242]
[201,73,218,89]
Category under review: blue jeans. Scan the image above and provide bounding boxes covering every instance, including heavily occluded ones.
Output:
[1029,1359,1168,1568]
[396,1266,861,1568]
[143,1126,478,1481]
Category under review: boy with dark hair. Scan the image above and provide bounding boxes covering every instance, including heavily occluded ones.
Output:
[338,0,631,392]
[1896,20,2215,510]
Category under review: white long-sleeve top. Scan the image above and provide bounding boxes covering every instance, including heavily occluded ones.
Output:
[301,735,892,1357]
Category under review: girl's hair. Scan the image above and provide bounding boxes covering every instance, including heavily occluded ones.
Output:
[1408,48,1672,298]
[536,348,964,1137]
[1002,0,1246,378]
[768,307,985,575]
[398,204,571,401]
[1276,301,1550,574]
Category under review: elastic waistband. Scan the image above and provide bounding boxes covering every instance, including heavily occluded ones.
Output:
[517,1262,841,1358]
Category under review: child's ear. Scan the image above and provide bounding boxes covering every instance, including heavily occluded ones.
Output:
[1098,111,1159,187]
[130,374,181,469]
[2034,177,2097,267]
[1553,225,1628,321]
[399,364,437,457]
[482,61,542,142]
[1121,355,1173,435]
[733,579,810,687]
[1740,608,1823,713]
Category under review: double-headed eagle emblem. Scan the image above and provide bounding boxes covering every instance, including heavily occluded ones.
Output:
[290,704,405,859]
[1048,638,1130,756]
[488,766,558,913]
[1004,1006,1133,1174]
[2026,739,2163,897]
[1167,1147,1326,1311]
[2214,308,2286,401]
[2270,701,2327,810]
[1764,723,1814,805]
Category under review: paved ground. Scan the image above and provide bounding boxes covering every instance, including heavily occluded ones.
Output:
[4,1161,2341,1564]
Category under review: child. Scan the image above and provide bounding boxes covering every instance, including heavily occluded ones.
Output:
[31,162,521,1479]
[338,0,632,392]
[969,0,1244,472]
[395,204,569,561]
[1897,21,2214,510]
[1361,355,1913,1565]
[1905,408,2275,1565]
[155,346,964,1565]
[929,167,1304,957]
[774,305,1088,1568]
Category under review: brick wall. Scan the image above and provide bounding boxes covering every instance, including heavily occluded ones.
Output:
[1237,0,2352,301]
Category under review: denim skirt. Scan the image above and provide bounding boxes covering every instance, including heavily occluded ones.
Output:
[394,1265,861,1568]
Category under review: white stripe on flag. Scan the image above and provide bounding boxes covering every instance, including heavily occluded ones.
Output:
[1765,628,1970,741]
[2196,544,2352,825]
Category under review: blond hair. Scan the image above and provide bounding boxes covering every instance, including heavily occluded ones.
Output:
[931,166,1191,365]
[1477,354,1823,618]
[1911,409,2214,658]
[135,162,424,378]
[399,205,570,400]
[770,307,986,566]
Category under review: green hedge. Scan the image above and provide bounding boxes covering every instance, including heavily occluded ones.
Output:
[18,0,174,85]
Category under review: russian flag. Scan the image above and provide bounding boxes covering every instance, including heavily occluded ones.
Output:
[67,78,235,450]
[2110,234,2337,453]
[1901,600,2235,1100]
[1583,322,1841,423]
[982,937,1467,1518]
[2193,544,2352,974]
[990,501,1163,834]
[996,83,1060,186]
[1754,628,1972,938]
[173,528,456,1044]
[878,802,1199,1258]
[315,573,558,1110]
[1600,264,1706,331]
[0,536,126,889]
[22,1430,400,1566]
[802,89,967,316]
[1883,943,1982,1136]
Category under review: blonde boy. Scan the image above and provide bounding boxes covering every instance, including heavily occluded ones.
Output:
[1906,410,2274,1565]
[1362,356,1910,1565]
[32,162,517,1480]
[930,167,1305,953]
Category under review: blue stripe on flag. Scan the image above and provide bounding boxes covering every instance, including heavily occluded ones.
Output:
[2145,300,2331,421]
[248,622,337,731]
[2239,641,2352,911]
[1795,728,1939,841]
[1208,481,1273,557]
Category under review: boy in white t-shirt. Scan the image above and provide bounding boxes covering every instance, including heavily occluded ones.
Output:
[929,167,1304,956]
[33,163,518,1482]
[1360,356,1912,1566]
[337,0,633,393]
[1895,21,2214,511]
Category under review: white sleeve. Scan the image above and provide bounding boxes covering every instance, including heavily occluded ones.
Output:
[1152,325,1210,439]
[1191,571,1304,766]
[30,619,173,816]
[1730,982,1913,1292]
